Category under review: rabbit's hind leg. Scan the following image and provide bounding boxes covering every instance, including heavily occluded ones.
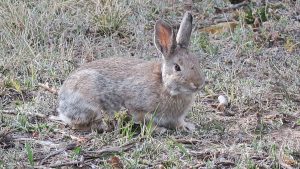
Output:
[57,94,101,131]
[58,109,99,130]
[131,111,146,124]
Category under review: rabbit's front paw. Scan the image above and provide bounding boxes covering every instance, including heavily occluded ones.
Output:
[180,121,195,132]
[153,125,167,134]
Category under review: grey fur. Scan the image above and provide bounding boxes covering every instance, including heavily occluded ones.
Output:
[57,12,205,131]
[176,11,193,48]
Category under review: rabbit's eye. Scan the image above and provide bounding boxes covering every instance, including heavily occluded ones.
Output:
[174,64,181,71]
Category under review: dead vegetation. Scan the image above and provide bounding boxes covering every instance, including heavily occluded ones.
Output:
[1,0,300,168]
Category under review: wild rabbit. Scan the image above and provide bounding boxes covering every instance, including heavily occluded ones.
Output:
[57,11,205,132]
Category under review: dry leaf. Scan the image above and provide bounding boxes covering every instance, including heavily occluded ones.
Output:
[217,104,226,112]
[199,22,238,34]
[108,156,124,169]
[32,132,39,138]
[38,82,58,94]
[253,17,260,29]
[269,31,280,42]
[284,38,298,53]
[264,114,279,120]
[282,154,298,167]
[253,31,262,43]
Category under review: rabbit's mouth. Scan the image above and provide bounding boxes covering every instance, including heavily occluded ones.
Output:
[185,87,199,94]
[168,86,198,96]
[164,78,202,96]
[184,82,205,93]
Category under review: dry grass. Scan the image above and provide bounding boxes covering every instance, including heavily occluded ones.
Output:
[1,0,300,168]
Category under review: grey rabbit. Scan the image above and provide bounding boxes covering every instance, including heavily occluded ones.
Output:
[57,11,205,132]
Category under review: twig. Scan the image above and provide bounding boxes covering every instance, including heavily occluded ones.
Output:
[38,82,58,94]
[174,138,202,144]
[85,141,136,159]
[214,0,250,14]
[39,143,77,165]
[121,140,138,151]
[188,150,213,159]
[26,165,50,169]
[12,137,60,148]
[1,109,15,114]
[52,129,90,143]
[42,141,135,167]
[251,155,266,160]
[28,112,47,118]
[85,147,122,156]
[190,163,205,168]
[48,115,67,125]
[49,156,84,168]
[1,109,47,118]
[216,160,235,167]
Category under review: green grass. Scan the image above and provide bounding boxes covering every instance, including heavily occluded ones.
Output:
[1,0,300,168]
[25,142,34,166]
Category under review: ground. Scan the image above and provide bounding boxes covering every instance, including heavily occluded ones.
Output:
[1,0,300,168]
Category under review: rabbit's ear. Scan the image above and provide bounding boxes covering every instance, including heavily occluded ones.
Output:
[176,12,193,48]
[154,20,177,58]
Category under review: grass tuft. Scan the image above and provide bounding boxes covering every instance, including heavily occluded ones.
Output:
[92,0,131,35]
[25,143,34,167]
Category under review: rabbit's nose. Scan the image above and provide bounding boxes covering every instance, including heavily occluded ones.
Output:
[190,82,197,89]
[190,82,200,90]
[196,74,205,89]
[190,79,205,90]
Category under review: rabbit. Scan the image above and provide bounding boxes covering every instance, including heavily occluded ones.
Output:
[57,11,205,132]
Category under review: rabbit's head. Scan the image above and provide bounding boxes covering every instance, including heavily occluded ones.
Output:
[154,12,205,96]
